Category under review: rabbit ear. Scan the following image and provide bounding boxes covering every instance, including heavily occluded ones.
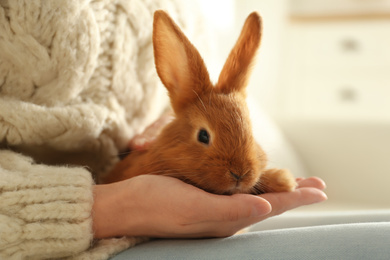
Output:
[153,10,212,113]
[216,12,262,95]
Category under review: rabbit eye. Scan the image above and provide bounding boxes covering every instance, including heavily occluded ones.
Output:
[198,129,210,145]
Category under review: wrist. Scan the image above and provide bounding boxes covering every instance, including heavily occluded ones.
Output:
[92,182,130,238]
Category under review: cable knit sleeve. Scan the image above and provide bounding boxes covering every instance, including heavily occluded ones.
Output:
[0,150,94,259]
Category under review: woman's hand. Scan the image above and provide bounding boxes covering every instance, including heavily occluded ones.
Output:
[92,175,326,239]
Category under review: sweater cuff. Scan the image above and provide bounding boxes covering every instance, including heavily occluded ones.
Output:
[0,150,94,259]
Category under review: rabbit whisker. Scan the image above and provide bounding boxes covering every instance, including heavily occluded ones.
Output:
[252,179,273,194]
[193,89,207,113]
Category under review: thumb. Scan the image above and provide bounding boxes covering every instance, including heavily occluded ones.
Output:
[206,194,272,222]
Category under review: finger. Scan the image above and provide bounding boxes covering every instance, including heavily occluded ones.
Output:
[219,194,273,221]
[180,193,272,237]
[260,187,327,217]
[144,114,174,136]
[128,114,174,150]
[297,177,326,190]
[128,135,145,151]
[129,136,155,151]
[187,193,271,223]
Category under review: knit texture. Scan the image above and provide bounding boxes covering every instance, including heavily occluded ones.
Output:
[0,150,94,259]
[0,0,204,258]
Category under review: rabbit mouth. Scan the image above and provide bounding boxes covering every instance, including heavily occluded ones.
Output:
[191,181,250,195]
[223,182,254,195]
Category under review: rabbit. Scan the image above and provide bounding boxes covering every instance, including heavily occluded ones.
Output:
[102,10,297,195]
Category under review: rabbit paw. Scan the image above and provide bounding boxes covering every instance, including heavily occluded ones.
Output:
[254,168,297,194]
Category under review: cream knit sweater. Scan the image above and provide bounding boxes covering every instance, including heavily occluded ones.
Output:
[0,0,204,259]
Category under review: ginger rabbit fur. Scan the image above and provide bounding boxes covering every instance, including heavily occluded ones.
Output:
[103,10,296,195]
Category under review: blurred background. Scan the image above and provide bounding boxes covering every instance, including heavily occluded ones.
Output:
[195,0,390,211]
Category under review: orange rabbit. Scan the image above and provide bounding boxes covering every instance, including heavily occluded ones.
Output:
[102,10,296,195]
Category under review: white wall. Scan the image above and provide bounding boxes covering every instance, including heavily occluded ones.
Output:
[276,1,390,209]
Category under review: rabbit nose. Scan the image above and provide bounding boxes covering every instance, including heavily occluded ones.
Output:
[229,171,241,181]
